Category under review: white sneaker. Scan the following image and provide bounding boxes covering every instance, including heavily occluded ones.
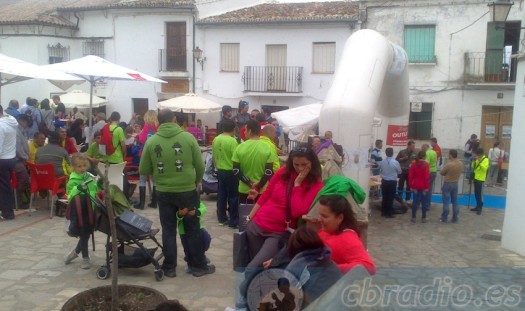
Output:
[64,249,78,265]
[80,258,90,269]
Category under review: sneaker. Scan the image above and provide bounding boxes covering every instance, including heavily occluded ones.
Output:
[192,264,215,277]
[185,266,192,274]
[64,249,79,265]
[163,268,177,278]
[439,218,448,223]
[80,258,90,269]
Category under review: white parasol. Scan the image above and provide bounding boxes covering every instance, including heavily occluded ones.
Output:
[59,90,108,109]
[157,93,222,113]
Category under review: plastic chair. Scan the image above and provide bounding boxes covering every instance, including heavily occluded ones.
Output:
[97,162,126,190]
[27,162,68,218]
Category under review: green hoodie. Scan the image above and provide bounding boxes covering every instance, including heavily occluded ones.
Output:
[66,172,98,202]
[139,123,204,193]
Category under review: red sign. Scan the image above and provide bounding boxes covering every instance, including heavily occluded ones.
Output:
[386,125,408,146]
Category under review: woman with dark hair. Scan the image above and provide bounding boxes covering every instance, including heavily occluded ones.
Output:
[409,150,430,223]
[236,100,251,130]
[39,98,55,135]
[67,118,85,145]
[245,146,323,268]
[286,226,342,307]
[315,195,376,275]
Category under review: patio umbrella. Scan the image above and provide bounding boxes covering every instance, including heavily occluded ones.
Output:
[0,53,81,99]
[157,93,222,113]
[271,103,322,142]
[59,90,108,109]
[44,55,166,129]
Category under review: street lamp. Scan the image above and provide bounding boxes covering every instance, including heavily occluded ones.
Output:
[488,0,514,22]
[193,46,206,70]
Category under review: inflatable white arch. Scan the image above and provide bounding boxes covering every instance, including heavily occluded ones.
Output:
[319,29,410,202]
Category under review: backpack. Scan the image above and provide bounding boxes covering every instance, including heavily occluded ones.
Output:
[99,123,117,156]
[25,109,34,128]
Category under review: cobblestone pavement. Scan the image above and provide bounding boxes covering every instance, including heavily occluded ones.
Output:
[1,191,524,310]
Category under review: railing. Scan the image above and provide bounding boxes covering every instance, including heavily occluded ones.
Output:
[464,52,517,83]
[242,66,303,93]
[159,49,187,72]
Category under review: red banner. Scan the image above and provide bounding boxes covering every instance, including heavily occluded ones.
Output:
[386,125,408,146]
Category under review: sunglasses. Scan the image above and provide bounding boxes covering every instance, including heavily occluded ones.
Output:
[292,146,309,154]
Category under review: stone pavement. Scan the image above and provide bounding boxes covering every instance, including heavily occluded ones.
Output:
[1,192,524,310]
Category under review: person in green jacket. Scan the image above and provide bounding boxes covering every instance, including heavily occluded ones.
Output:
[470,147,489,215]
[422,143,438,208]
[139,109,214,278]
[64,154,98,269]
[177,202,211,273]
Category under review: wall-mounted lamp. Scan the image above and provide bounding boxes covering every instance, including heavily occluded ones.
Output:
[488,0,513,22]
[193,46,206,70]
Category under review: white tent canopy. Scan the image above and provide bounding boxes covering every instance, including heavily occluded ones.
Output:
[157,93,222,113]
[0,53,82,98]
[59,90,108,109]
[271,103,322,142]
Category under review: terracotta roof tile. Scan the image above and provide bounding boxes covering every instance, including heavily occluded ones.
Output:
[199,1,359,24]
[0,0,195,27]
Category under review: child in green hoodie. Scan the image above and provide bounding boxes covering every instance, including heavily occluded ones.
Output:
[177,202,211,273]
[64,154,98,269]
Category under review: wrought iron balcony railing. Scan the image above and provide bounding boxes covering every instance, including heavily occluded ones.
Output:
[464,52,516,83]
[242,66,303,93]
[159,49,187,72]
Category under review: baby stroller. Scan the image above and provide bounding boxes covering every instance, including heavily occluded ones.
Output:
[93,185,165,281]
[201,151,218,195]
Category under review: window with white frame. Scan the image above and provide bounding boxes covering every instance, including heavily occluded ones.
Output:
[312,42,335,73]
[48,43,70,64]
[220,43,240,72]
[404,25,436,63]
[83,39,104,58]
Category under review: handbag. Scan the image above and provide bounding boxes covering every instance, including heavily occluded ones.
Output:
[233,231,250,272]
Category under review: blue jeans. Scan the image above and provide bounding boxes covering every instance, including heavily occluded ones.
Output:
[441,182,459,222]
[412,190,428,219]
[428,172,437,206]
[217,169,239,226]
[157,189,207,270]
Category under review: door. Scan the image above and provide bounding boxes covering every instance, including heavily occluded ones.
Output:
[133,98,149,118]
[485,23,505,82]
[166,22,186,71]
[480,106,513,155]
[266,45,287,91]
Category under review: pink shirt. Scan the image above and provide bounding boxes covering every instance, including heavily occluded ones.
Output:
[318,229,376,275]
[138,123,157,145]
[253,167,323,233]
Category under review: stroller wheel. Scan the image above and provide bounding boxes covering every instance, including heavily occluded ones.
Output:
[96,266,111,280]
[154,268,164,281]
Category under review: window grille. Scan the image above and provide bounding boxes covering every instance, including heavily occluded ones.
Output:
[48,43,70,64]
[83,39,104,58]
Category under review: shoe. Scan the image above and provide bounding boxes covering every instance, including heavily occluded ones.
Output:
[192,264,215,277]
[439,218,447,223]
[64,249,79,265]
[218,220,229,226]
[422,218,427,223]
[228,225,239,229]
[470,208,480,212]
[185,266,192,274]
[80,258,90,269]
[451,220,458,224]
[476,210,482,215]
[410,218,416,223]
[163,268,177,278]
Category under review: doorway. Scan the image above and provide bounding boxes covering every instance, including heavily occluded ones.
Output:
[133,98,149,117]
[480,106,513,154]
[266,45,287,91]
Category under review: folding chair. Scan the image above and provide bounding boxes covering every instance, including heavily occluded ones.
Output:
[27,162,68,218]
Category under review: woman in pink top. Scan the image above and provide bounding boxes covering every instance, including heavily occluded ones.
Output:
[245,147,323,268]
[137,110,158,209]
[316,195,376,275]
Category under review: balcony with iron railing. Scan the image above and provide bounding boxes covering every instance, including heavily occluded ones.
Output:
[242,66,303,93]
[464,52,517,84]
[159,49,188,76]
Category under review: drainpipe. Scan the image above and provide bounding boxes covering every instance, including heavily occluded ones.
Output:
[192,13,196,93]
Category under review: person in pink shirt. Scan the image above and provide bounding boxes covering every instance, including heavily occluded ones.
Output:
[245,147,323,268]
[137,110,158,209]
[315,195,376,275]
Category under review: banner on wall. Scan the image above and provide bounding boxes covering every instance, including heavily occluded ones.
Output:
[386,125,408,146]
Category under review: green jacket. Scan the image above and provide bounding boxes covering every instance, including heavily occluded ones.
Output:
[139,123,204,193]
[177,202,207,235]
[310,175,366,208]
[472,156,489,182]
[66,172,98,203]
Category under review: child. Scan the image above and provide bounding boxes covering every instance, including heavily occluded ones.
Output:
[64,153,98,269]
[177,202,211,273]
[86,131,103,166]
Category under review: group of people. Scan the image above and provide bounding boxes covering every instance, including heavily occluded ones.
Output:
[371,134,502,223]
